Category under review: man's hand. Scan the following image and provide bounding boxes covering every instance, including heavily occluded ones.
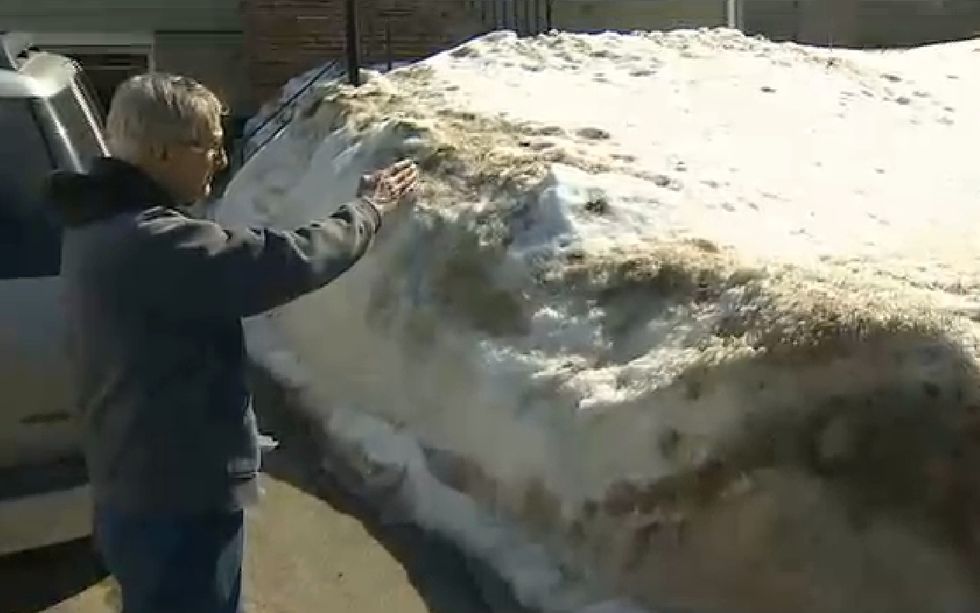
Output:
[357,160,420,214]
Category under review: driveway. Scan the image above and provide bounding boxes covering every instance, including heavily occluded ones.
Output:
[0,475,432,613]
[0,370,532,613]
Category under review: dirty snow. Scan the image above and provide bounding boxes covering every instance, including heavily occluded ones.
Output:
[241,61,411,161]
[240,63,345,161]
[219,29,980,613]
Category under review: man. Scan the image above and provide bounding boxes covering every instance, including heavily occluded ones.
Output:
[48,73,418,612]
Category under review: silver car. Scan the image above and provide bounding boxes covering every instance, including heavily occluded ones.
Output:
[0,32,108,556]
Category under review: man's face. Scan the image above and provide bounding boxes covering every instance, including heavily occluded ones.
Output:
[162,124,228,203]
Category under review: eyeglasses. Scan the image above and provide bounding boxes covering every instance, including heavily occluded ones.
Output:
[182,138,226,161]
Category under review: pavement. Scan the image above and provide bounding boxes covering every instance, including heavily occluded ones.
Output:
[0,370,532,613]
[1,475,432,613]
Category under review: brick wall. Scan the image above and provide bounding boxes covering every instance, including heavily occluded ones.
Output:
[243,0,485,104]
[154,32,251,113]
[244,0,980,105]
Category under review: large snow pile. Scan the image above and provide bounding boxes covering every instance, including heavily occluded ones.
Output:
[240,61,412,161]
[219,29,980,613]
[239,63,346,161]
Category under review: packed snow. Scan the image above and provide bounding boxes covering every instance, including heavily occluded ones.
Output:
[239,63,345,161]
[240,61,411,162]
[219,28,980,613]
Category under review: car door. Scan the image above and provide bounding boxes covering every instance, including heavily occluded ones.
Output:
[0,95,78,470]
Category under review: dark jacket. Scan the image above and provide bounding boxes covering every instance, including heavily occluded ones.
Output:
[50,157,381,514]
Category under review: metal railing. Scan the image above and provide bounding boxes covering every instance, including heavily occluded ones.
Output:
[232,0,559,170]
[224,0,980,186]
[231,60,343,171]
[471,0,555,35]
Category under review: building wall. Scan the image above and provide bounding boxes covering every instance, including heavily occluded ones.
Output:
[551,0,726,32]
[154,32,251,112]
[742,0,801,41]
[744,0,980,47]
[856,0,980,47]
[796,0,860,45]
[2,0,253,113]
[359,0,485,64]
[243,0,486,105]
[0,0,240,31]
[242,0,346,106]
[242,0,728,106]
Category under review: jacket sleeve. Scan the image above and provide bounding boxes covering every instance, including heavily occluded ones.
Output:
[132,198,383,320]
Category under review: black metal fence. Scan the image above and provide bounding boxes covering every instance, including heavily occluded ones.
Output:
[359,0,556,75]
[231,60,343,172]
[230,0,980,175]
[469,0,555,36]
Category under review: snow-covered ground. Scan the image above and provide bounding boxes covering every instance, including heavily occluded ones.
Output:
[239,63,345,161]
[240,61,411,162]
[219,29,980,613]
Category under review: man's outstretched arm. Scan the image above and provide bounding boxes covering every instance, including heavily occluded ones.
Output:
[132,160,419,321]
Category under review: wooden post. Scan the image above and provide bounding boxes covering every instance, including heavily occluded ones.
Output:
[345,0,361,86]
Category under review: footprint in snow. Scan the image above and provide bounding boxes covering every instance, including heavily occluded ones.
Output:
[526,140,556,151]
[653,175,683,191]
[576,127,611,141]
[535,125,565,136]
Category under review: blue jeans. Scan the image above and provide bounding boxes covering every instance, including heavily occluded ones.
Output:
[94,507,245,613]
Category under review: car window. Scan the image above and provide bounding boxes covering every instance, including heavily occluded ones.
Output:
[0,98,60,279]
[50,82,106,165]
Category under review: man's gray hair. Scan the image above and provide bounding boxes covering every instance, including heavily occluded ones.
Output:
[106,73,224,162]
